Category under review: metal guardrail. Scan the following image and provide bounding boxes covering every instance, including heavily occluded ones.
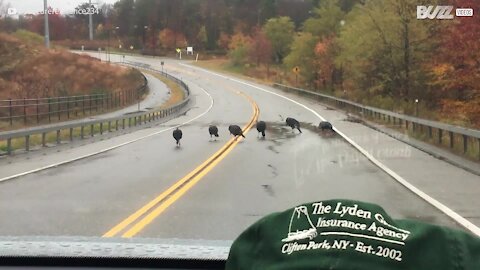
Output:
[273,83,480,160]
[0,65,190,155]
[0,75,148,127]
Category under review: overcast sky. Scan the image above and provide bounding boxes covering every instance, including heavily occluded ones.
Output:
[6,0,117,15]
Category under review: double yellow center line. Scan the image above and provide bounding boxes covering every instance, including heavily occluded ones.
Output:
[103,92,259,238]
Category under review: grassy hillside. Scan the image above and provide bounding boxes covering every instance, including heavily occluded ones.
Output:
[0,31,143,100]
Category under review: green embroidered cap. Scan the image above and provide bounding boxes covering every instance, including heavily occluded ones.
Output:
[226,199,480,270]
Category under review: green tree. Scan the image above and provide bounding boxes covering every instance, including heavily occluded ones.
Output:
[284,32,318,85]
[303,0,345,38]
[336,0,432,104]
[263,16,294,63]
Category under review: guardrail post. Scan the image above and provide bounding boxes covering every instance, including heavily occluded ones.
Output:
[90,124,94,137]
[123,118,126,129]
[478,138,480,160]
[36,99,40,123]
[81,126,84,139]
[57,97,61,120]
[405,121,409,130]
[449,131,454,148]
[56,130,60,145]
[75,97,78,117]
[8,98,13,126]
[463,135,467,153]
[438,129,443,144]
[42,132,46,147]
[69,128,73,141]
[100,122,103,135]
[23,98,27,125]
[47,98,52,123]
[67,97,70,119]
[25,135,29,152]
[108,121,111,132]
[428,126,432,138]
[7,138,11,155]
[116,120,119,131]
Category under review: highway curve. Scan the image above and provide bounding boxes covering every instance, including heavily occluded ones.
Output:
[0,53,478,240]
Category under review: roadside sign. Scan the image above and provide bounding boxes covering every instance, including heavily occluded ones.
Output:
[293,66,300,74]
[176,48,181,53]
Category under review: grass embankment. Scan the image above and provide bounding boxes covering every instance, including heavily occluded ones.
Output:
[0,31,145,130]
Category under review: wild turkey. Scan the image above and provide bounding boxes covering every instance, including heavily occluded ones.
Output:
[285,117,302,133]
[228,125,245,139]
[209,125,219,140]
[319,121,333,131]
[172,128,182,146]
[256,121,266,138]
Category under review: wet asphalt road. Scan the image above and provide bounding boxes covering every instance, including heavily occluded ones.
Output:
[0,54,478,240]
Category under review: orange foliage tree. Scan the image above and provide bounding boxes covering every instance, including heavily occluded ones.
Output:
[248,27,272,68]
[430,0,480,126]
[158,28,186,50]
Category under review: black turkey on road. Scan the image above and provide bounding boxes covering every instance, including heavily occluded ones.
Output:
[173,128,182,146]
[229,125,245,139]
[319,121,333,131]
[285,117,302,133]
[209,125,219,140]
[256,121,266,138]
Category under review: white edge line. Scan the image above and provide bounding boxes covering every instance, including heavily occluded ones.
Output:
[320,232,405,245]
[181,63,480,237]
[0,85,213,183]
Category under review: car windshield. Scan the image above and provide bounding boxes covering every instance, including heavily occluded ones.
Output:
[0,0,479,262]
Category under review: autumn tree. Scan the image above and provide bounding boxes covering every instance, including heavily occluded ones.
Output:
[228,32,252,66]
[430,0,480,126]
[248,27,272,68]
[158,28,186,49]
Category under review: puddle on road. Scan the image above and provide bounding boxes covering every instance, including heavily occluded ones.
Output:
[262,121,341,145]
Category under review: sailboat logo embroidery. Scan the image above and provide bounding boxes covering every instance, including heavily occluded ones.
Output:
[282,206,318,242]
